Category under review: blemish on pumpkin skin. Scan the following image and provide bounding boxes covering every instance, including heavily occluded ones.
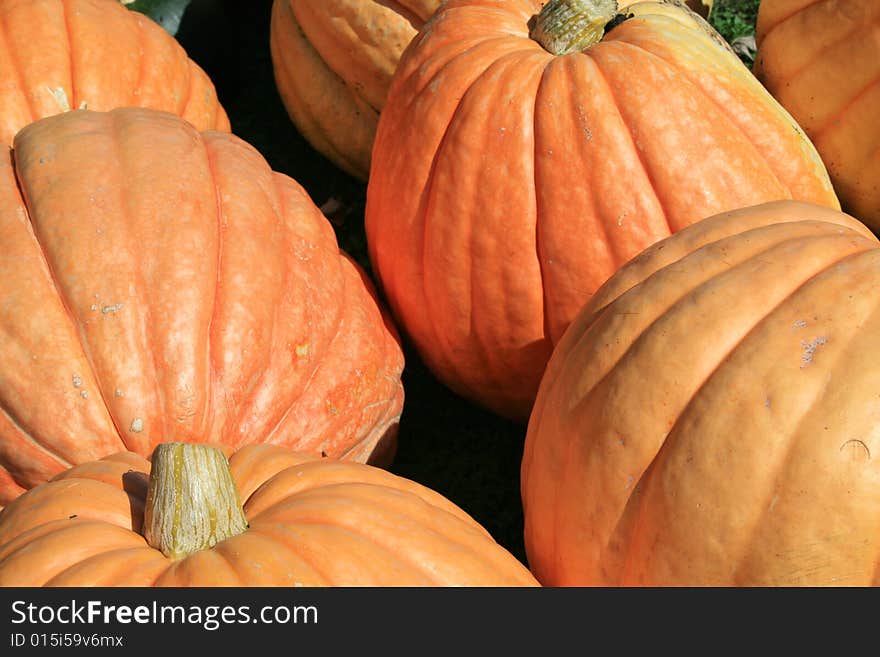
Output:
[130,418,144,433]
[800,336,828,368]
[840,439,871,462]
[72,374,82,389]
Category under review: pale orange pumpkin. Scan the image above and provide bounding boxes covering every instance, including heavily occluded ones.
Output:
[0,443,540,586]
[0,107,404,506]
[365,0,839,421]
[0,0,228,144]
[522,200,880,586]
[754,0,880,231]
[269,0,442,180]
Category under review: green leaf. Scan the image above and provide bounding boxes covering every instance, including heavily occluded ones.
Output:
[707,0,760,67]
[120,0,193,36]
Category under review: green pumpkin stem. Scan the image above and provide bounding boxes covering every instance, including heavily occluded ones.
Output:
[530,0,619,55]
[143,443,248,560]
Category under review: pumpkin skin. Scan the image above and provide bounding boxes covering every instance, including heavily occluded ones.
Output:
[364,0,840,421]
[269,0,442,180]
[0,107,404,507]
[0,444,540,586]
[521,200,880,586]
[754,0,880,231]
[0,0,228,144]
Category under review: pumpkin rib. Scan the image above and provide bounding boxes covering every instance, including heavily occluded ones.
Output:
[290,1,388,113]
[198,138,295,445]
[0,519,147,586]
[212,526,332,586]
[0,11,34,124]
[200,135,225,441]
[421,48,551,401]
[615,40,791,204]
[248,520,396,584]
[245,523,354,585]
[564,229,875,425]
[202,540,246,586]
[128,10,148,111]
[222,170,289,444]
[176,49,195,122]
[243,460,483,530]
[254,172,343,444]
[59,0,76,109]
[0,406,74,486]
[8,129,130,460]
[270,1,377,178]
[771,19,876,95]
[45,546,167,586]
[256,518,444,585]
[809,74,880,143]
[758,0,832,45]
[380,0,422,26]
[590,45,672,238]
[411,42,512,391]
[252,482,521,586]
[106,111,165,449]
[604,239,878,584]
[533,61,556,347]
[537,56,615,264]
[368,32,532,319]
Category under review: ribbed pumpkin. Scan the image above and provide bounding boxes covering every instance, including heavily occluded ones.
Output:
[754,0,880,231]
[365,0,840,421]
[269,0,442,180]
[522,200,880,586]
[0,107,404,507]
[0,442,539,586]
[0,0,228,144]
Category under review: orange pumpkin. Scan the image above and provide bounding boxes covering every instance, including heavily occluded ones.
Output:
[269,0,442,180]
[365,0,840,421]
[754,0,880,231]
[0,0,228,144]
[522,200,880,586]
[0,443,539,586]
[0,107,404,507]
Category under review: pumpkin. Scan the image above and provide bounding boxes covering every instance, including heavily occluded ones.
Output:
[0,0,228,144]
[0,442,540,586]
[364,0,840,421]
[0,106,404,507]
[269,0,442,181]
[754,0,880,231]
[522,200,880,586]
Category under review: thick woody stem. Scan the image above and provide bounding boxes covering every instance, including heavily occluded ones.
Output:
[530,0,619,55]
[143,443,248,560]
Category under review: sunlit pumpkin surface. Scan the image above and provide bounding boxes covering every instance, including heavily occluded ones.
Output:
[0,107,404,506]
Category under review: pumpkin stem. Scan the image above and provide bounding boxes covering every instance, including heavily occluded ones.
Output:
[143,443,248,560]
[529,0,619,55]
